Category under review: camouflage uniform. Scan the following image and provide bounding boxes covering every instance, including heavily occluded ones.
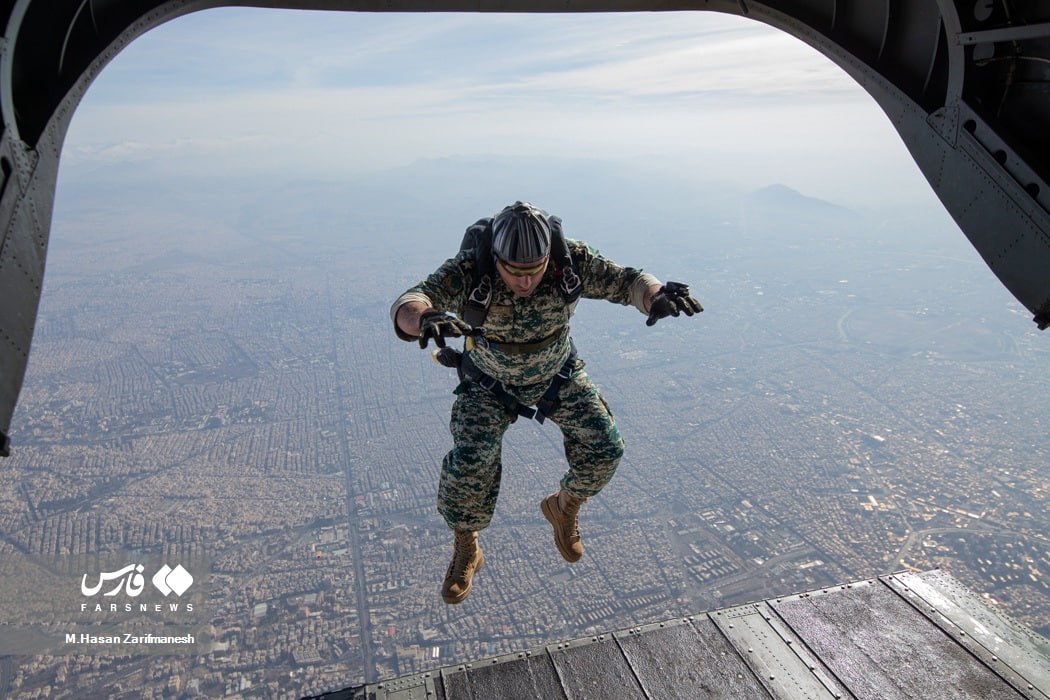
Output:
[391,240,659,532]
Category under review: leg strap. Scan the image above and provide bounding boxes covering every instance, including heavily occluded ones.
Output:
[534,350,577,424]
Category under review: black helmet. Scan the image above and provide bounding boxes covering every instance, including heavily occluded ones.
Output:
[492,201,552,266]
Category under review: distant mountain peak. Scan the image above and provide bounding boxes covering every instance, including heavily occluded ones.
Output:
[748,184,858,218]
[753,183,801,198]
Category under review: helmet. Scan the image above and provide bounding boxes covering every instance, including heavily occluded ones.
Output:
[492,201,552,266]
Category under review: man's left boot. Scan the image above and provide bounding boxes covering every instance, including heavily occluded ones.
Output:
[441,530,484,605]
[541,489,587,563]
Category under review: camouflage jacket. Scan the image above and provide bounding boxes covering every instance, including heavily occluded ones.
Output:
[391,240,658,401]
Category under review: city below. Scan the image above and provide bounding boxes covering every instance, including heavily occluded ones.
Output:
[1,178,1047,698]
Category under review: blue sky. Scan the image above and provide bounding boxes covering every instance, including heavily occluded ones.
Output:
[58,8,939,209]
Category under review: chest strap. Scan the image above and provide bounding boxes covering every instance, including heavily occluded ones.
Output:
[460,341,578,424]
[465,329,561,355]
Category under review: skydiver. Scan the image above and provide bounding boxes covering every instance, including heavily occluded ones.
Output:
[390,201,702,604]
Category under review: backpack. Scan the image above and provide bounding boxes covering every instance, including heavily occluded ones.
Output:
[458,216,582,328]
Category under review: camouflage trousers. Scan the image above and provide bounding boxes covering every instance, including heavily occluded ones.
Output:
[437,366,625,532]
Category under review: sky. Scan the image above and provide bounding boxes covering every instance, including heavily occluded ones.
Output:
[57,7,940,211]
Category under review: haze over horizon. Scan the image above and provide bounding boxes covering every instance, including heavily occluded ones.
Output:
[58,7,939,211]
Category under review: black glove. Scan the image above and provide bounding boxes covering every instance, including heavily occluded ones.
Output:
[646,281,703,327]
[418,310,475,349]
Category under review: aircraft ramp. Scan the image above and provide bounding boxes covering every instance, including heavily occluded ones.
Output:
[309,569,1050,700]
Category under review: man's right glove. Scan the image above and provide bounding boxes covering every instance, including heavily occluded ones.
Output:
[646,281,704,327]
[418,309,476,349]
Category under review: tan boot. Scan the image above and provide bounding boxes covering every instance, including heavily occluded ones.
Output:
[541,490,587,563]
[441,530,484,604]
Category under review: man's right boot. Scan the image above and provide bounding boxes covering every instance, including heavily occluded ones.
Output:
[441,530,484,604]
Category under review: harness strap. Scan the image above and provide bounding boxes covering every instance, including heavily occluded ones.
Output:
[465,329,561,355]
[460,341,578,423]
[534,357,575,425]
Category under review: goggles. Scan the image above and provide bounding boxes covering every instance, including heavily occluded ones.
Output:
[497,257,548,277]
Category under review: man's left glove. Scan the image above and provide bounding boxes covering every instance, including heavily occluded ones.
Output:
[418,310,475,349]
[646,281,703,327]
